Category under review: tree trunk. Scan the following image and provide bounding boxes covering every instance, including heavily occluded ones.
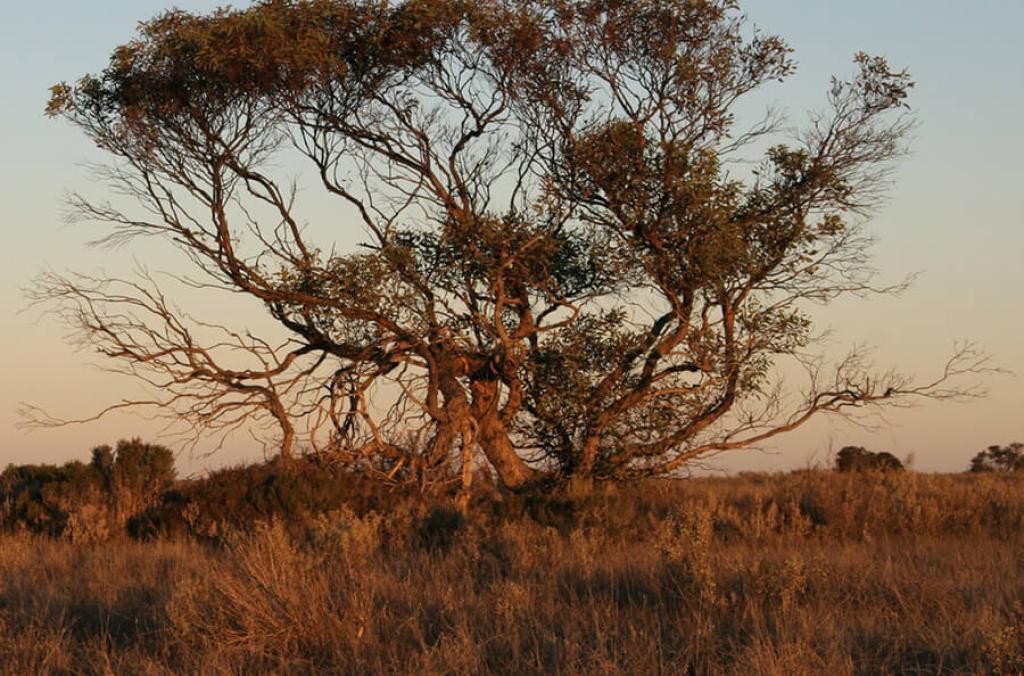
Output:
[470,378,539,490]
[270,399,295,460]
[280,425,295,460]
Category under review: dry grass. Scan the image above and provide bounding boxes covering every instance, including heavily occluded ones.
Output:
[2,470,1023,674]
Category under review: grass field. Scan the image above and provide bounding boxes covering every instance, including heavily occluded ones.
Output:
[2,470,1023,674]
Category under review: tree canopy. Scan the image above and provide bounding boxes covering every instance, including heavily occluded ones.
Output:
[36,0,988,490]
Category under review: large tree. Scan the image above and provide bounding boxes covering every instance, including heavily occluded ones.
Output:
[36,0,987,490]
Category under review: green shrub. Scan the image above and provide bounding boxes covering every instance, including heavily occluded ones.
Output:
[110,439,175,494]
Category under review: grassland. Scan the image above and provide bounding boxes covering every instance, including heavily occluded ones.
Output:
[2,469,1023,674]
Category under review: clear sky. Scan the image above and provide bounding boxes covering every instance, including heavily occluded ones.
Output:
[1,1,1021,475]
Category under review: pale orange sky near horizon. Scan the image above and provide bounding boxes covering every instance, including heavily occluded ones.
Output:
[1,0,1021,475]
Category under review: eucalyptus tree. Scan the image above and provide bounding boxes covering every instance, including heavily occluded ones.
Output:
[38,0,986,489]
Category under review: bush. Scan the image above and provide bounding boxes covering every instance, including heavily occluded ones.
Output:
[130,456,418,541]
[0,439,175,540]
[835,446,904,473]
[0,461,103,537]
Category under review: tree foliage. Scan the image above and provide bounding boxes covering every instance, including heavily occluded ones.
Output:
[36,0,989,490]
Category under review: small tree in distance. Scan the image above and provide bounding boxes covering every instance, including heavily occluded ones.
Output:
[969,443,1024,473]
[32,0,992,491]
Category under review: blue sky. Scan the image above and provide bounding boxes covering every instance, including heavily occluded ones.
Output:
[1,1,1021,473]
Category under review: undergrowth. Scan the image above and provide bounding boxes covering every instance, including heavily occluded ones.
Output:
[1,469,1023,673]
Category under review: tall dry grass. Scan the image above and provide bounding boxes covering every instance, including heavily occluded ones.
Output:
[1,470,1023,674]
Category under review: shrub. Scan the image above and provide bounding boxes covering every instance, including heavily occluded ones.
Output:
[130,456,418,541]
[835,446,904,473]
[0,439,175,539]
[0,461,104,537]
[418,506,466,551]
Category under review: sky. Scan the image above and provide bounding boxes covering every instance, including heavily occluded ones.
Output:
[0,1,1021,475]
